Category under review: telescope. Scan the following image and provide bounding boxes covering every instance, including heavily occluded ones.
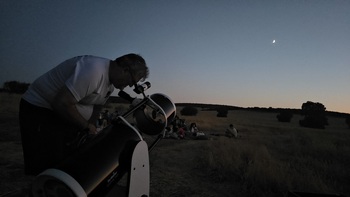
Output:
[31,82,176,197]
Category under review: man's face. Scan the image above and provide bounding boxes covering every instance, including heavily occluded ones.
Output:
[112,69,143,91]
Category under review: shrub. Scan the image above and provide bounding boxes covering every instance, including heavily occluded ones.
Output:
[216,108,228,117]
[299,101,328,129]
[299,116,327,129]
[180,106,198,116]
[2,81,30,94]
[276,110,293,122]
[346,116,350,129]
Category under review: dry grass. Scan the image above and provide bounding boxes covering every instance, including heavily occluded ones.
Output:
[180,108,350,196]
[1,94,349,196]
[0,93,21,115]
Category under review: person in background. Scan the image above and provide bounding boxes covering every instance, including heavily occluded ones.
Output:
[189,122,199,136]
[226,124,238,138]
[165,126,179,139]
[178,127,186,139]
[19,53,149,175]
[189,122,206,139]
[96,111,108,132]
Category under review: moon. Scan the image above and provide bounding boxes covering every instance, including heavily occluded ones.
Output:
[272,40,276,44]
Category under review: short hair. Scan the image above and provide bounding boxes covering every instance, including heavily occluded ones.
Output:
[115,53,149,81]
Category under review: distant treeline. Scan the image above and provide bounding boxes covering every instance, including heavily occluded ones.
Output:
[107,99,350,118]
[2,81,348,118]
[175,103,350,118]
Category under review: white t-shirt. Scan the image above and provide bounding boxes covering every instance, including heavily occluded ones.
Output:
[23,55,115,120]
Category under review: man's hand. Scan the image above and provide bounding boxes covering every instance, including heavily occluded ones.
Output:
[87,123,98,135]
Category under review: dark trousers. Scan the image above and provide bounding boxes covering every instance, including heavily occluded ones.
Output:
[19,99,80,175]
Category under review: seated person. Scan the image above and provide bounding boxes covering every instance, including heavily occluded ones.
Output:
[165,126,179,139]
[178,127,186,139]
[189,123,199,136]
[189,123,207,139]
[225,124,238,138]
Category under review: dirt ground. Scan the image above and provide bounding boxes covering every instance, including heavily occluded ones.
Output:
[0,113,240,197]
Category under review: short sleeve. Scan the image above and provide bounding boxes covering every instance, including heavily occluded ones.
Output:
[65,58,102,102]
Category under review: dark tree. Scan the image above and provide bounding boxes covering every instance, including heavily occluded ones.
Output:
[2,81,30,94]
[346,116,350,129]
[216,107,228,117]
[299,101,328,129]
[180,106,198,116]
[276,110,293,122]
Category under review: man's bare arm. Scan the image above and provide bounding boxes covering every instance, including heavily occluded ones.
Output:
[51,86,97,134]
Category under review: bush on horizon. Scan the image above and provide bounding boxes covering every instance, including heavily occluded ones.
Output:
[1,81,30,94]
[276,110,293,122]
[180,106,198,116]
[299,101,328,129]
[346,116,350,128]
[216,107,228,117]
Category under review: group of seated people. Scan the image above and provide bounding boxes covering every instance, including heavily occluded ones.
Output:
[164,116,207,140]
[164,116,239,140]
[97,111,239,140]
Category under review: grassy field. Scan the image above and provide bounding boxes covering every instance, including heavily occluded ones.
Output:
[172,109,350,196]
[1,93,349,196]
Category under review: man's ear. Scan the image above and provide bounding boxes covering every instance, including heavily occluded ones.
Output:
[123,67,129,73]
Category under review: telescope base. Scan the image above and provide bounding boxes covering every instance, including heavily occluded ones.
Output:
[105,140,149,197]
[32,141,149,197]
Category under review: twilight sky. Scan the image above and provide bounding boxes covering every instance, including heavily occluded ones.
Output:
[1,0,349,113]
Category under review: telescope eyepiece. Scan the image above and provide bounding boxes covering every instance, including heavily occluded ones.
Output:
[133,82,151,94]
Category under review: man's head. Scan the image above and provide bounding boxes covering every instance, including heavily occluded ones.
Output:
[110,53,149,90]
